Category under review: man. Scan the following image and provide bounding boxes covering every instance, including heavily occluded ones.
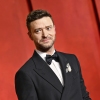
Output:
[15,9,91,100]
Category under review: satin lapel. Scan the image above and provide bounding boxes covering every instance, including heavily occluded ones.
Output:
[31,51,63,93]
[57,52,74,99]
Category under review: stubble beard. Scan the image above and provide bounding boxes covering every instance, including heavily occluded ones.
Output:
[35,38,55,52]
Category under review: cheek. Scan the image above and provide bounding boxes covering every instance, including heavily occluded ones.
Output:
[32,35,41,42]
[49,30,56,36]
[52,32,56,38]
[52,29,56,36]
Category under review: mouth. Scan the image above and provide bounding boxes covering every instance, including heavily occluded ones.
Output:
[41,38,51,43]
[42,39,50,43]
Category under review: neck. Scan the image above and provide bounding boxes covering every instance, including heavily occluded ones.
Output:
[45,48,55,55]
[36,46,55,55]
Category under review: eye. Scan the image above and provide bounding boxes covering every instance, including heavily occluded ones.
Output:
[34,28,42,33]
[46,26,52,31]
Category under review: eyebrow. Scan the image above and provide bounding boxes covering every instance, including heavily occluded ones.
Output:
[45,25,53,27]
[34,25,53,30]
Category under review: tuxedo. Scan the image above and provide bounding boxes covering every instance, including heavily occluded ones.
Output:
[15,51,91,100]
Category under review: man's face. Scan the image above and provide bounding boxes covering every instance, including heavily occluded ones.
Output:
[29,17,56,52]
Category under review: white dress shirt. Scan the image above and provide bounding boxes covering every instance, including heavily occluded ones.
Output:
[36,50,64,86]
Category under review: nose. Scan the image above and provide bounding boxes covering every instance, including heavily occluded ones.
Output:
[42,29,48,37]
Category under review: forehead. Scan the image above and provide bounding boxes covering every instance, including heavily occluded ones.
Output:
[30,17,53,29]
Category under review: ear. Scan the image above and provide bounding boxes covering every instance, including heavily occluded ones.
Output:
[27,32,33,40]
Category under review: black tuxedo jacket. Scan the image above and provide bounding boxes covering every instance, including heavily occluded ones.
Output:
[15,51,91,100]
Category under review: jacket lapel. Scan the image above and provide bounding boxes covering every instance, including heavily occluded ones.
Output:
[31,51,63,93]
[57,52,74,99]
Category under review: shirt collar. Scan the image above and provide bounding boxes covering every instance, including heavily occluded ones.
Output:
[35,50,55,61]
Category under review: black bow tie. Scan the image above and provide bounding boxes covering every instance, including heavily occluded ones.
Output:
[45,52,59,65]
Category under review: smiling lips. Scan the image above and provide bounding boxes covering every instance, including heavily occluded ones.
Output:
[42,39,50,43]
[41,38,51,43]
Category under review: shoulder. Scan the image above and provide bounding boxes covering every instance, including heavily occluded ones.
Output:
[15,57,34,76]
[57,51,80,65]
[57,51,81,72]
[57,51,78,60]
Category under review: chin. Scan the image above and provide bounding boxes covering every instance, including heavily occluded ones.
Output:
[37,44,53,52]
[39,48,51,52]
